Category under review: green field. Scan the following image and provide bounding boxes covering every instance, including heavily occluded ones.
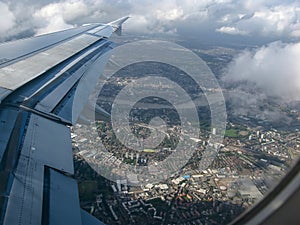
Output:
[225,129,239,138]
[123,158,135,164]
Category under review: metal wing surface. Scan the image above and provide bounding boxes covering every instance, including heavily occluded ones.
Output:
[0,16,129,225]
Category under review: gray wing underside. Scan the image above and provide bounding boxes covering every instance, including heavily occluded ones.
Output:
[0,16,128,225]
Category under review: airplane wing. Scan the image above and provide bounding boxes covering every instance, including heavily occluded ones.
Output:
[0,16,129,225]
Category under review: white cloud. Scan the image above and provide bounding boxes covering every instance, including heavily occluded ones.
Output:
[0,0,300,42]
[216,26,248,35]
[125,14,149,33]
[0,2,16,35]
[291,23,300,37]
[246,4,300,37]
[62,0,89,22]
[223,41,300,101]
[156,8,183,21]
[33,0,90,35]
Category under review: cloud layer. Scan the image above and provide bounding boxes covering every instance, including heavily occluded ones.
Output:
[0,0,300,42]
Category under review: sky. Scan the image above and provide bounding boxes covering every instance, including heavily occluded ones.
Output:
[0,0,300,104]
[0,0,299,43]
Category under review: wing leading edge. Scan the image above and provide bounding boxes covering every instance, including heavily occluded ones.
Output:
[0,16,129,225]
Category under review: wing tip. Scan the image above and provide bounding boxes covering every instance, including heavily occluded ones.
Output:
[108,16,130,36]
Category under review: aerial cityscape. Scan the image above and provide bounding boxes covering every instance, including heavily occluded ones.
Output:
[71,40,300,224]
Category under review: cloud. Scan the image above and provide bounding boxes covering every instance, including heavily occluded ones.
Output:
[0,2,16,37]
[0,1,40,41]
[33,1,85,35]
[221,40,300,124]
[233,4,300,38]
[223,41,300,101]
[216,26,248,35]
[0,0,299,44]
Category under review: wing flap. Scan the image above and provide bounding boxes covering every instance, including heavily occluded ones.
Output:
[48,169,82,225]
[58,50,112,124]
[21,114,74,174]
[2,114,75,225]
[3,156,44,225]
[0,109,18,162]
